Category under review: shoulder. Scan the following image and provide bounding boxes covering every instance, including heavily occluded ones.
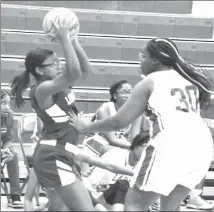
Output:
[133,77,154,97]
[100,102,114,109]
[97,102,113,116]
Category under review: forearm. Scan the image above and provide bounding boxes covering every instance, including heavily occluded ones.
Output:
[83,116,123,133]
[73,39,92,78]
[109,163,134,176]
[61,37,81,79]
[107,138,130,149]
[79,153,133,176]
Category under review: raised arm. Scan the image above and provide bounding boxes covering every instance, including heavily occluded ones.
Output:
[35,20,82,105]
[73,38,93,80]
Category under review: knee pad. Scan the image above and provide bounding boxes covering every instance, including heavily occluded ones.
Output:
[113,179,130,204]
[103,183,117,205]
[116,179,130,191]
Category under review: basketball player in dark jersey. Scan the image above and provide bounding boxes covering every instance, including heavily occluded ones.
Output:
[11,19,133,211]
[9,18,97,210]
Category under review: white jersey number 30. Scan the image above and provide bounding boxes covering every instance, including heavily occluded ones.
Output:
[171,85,199,112]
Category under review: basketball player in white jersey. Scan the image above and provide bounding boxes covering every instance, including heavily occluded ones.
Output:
[91,80,134,154]
[70,37,214,211]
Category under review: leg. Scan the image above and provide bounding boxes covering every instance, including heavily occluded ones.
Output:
[111,179,130,211]
[124,185,159,211]
[55,178,94,211]
[33,145,94,211]
[195,177,205,191]
[46,189,69,211]
[186,177,214,210]
[6,152,21,196]
[160,184,190,211]
[24,168,39,211]
[6,152,23,208]
[89,192,107,211]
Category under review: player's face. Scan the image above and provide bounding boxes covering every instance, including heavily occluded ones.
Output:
[115,83,132,105]
[39,53,63,79]
[1,94,11,117]
[139,47,156,76]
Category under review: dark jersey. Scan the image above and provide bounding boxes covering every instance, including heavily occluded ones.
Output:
[30,86,79,144]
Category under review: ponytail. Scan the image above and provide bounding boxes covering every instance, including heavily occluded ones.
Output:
[11,71,30,108]
[147,38,214,108]
[173,58,213,108]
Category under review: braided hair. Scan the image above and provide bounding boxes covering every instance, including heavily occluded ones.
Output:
[145,37,214,107]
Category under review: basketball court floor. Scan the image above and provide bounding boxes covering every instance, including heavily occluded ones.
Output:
[1,196,214,211]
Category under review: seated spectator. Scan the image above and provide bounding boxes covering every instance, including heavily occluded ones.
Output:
[1,90,23,208]
[87,80,140,155]
[88,133,149,211]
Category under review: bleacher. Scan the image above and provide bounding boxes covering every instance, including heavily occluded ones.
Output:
[1,0,214,200]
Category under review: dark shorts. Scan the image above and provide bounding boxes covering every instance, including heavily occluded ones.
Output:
[33,141,81,190]
[103,179,130,205]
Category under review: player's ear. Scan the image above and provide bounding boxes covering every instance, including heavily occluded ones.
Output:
[35,67,44,76]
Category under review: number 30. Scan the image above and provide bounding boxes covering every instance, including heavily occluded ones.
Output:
[171,85,199,112]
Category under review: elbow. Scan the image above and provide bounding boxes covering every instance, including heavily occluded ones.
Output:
[81,71,89,80]
[73,68,82,79]
[66,69,82,83]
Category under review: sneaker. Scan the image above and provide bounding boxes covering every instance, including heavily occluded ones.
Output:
[181,195,190,206]
[151,199,160,211]
[8,195,23,208]
[186,195,214,210]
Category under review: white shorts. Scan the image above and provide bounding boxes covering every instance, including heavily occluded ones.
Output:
[133,118,213,196]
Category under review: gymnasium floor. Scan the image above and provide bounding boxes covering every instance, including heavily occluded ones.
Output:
[1,196,214,211]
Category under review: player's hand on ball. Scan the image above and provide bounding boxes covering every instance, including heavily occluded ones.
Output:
[51,15,70,41]
[43,8,80,42]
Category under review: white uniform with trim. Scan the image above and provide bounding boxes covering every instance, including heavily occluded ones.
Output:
[99,102,131,141]
[132,70,213,196]
[88,147,145,187]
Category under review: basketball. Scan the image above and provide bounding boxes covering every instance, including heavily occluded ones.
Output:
[42,8,80,41]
